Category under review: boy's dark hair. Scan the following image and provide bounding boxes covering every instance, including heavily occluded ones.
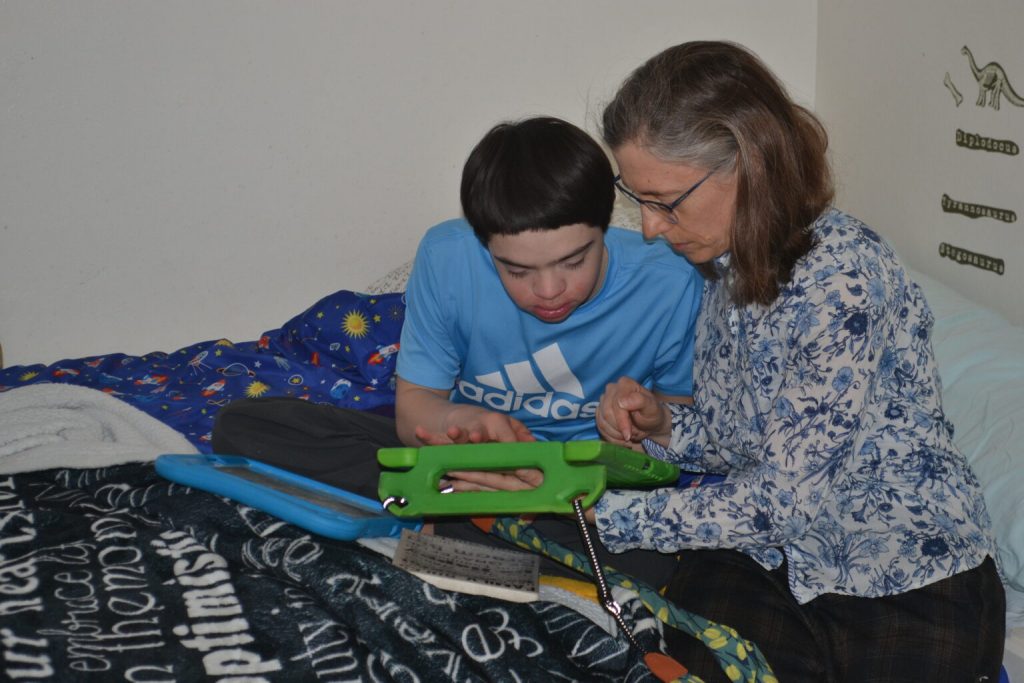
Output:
[460,116,615,244]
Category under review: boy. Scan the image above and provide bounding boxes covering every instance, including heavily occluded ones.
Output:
[396,116,701,448]
[213,116,702,584]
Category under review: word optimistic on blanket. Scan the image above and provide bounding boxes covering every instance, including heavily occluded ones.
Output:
[941,194,1017,223]
[956,129,1020,156]
[939,242,1005,275]
[152,530,283,679]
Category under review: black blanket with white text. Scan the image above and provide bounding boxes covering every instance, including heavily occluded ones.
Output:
[0,463,658,682]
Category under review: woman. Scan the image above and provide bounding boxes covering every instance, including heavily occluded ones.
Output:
[593,40,1005,681]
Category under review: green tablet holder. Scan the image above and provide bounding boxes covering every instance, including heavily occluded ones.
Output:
[377,440,679,518]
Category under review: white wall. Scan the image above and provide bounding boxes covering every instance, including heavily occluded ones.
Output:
[0,1,817,367]
[817,0,1024,324]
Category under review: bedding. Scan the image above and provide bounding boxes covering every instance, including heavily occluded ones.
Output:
[0,461,665,680]
[0,290,407,451]
[1,286,774,682]
[910,270,1024,628]
[2,261,1023,679]
[0,383,196,473]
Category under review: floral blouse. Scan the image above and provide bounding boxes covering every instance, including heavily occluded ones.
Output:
[595,209,997,604]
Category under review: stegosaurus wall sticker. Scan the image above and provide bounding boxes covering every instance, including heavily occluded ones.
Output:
[961,45,1024,111]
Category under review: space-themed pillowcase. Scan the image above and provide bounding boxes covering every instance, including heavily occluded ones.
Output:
[270,290,406,387]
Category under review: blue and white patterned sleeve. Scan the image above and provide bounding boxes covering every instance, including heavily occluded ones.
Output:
[640,408,728,474]
[596,249,897,554]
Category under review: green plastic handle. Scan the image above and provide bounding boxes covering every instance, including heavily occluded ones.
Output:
[377,440,678,518]
[562,441,680,488]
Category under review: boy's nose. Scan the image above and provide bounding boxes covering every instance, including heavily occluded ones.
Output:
[534,271,566,300]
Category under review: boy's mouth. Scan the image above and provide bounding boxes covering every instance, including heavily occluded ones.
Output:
[532,303,573,322]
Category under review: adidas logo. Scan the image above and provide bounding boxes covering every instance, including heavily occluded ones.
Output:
[456,343,599,420]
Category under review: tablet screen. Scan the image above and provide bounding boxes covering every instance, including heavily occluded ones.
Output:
[218,466,377,518]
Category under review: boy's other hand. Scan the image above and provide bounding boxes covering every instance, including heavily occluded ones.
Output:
[414,408,536,445]
[443,467,544,493]
[597,376,671,446]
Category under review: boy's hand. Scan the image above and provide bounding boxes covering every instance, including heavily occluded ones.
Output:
[413,407,536,445]
[597,376,671,446]
[411,408,540,494]
[443,467,544,493]
[396,378,537,446]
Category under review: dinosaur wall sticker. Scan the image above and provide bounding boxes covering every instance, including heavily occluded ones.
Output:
[937,46,1019,276]
[944,72,964,106]
[939,242,1005,275]
[955,129,1018,156]
[941,193,1016,223]
[961,45,1024,111]
[945,46,1021,158]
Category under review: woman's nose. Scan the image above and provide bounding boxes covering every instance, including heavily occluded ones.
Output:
[640,207,674,240]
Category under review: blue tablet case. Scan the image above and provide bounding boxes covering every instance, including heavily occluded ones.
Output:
[155,453,421,540]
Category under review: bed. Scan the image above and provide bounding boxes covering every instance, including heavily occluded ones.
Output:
[1,255,1022,681]
[2,281,774,682]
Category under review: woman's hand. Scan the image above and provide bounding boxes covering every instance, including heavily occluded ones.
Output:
[597,376,672,446]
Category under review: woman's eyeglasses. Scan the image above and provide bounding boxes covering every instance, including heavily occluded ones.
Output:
[613,170,714,224]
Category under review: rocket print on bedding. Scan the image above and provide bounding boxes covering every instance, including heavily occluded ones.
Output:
[0,290,407,451]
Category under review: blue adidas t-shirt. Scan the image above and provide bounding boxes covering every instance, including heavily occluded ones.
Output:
[397,218,703,442]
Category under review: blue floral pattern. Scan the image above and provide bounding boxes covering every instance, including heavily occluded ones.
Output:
[595,209,996,603]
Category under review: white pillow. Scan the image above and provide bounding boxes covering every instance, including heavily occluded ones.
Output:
[364,260,413,294]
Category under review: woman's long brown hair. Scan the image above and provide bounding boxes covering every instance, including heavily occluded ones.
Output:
[603,41,834,306]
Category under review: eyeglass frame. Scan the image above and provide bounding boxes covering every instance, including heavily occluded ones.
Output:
[613,169,714,223]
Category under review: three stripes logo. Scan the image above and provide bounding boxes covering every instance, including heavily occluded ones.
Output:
[456,343,599,420]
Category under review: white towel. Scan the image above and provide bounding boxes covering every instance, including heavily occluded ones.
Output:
[0,383,197,473]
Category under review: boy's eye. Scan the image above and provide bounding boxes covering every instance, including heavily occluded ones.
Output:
[506,268,529,279]
[564,258,585,270]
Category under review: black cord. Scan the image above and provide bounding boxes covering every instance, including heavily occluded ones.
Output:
[571,497,646,653]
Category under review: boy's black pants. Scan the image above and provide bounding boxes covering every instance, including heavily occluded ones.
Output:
[211,397,680,587]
